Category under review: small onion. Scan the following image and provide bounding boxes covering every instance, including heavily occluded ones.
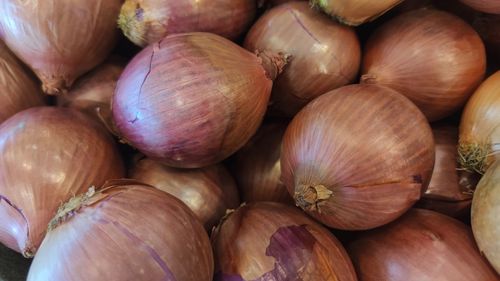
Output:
[472,161,500,274]
[113,32,287,168]
[347,208,499,280]
[0,1,122,95]
[244,2,361,116]
[361,9,486,122]
[459,0,500,14]
[0,107,124,257]
[281,84,435,230]
[212,202,357,280]
[129,157,239,231]
[118,0,256,47]
[311,0,403,26]
[27,181,213,281]
[229,121,292,204]
[0,41,44,124]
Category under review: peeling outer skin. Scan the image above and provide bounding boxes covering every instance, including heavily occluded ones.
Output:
[0,195,33,257]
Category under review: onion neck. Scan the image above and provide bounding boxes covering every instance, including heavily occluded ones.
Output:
[294,184,333,213]
[361,73,378,84]
[47,187,97,231]
[256,51,290,81]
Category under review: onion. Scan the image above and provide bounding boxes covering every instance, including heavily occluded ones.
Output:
[212,202,357,280]
[311,0,403,26]
[0,41,44,124]
[347,208,499,280]
[129,157,239,231]
[118,0,256,47]
[27,180,213,281]
[459,0,500,14]
[0,107,124,257]
[281,84,435,230]
[244,2,361,116]
[112,32,287,168]
[0,1,122,95]
[361,9,486,122]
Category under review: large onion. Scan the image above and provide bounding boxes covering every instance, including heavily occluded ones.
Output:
[212,202,357,280]
[0,41,44,124]
[27,180,213,281]
[0,1,122,95]
[347,208,499,280]
[113,32,286,168]
[244,2,361,116]
[281,84,435,230]
[0,107,124,257]
[459,0,500,14]
[118,0,256,47]
[472,161,500,274]
[361,9,486,122]
[129,157,239,231]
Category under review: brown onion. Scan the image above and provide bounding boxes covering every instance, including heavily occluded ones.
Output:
[27,180,213,281]
[361,9,486,122]
[281,84,435,230]
[244,2,361,116]
[113,32,287,168]
[212,202,357,280]
[129,158,239,231]
[0,107,124,257]
[472,161,500,274]
[118,0,256,47]
[0,41,44,124]
[459,0,500,14]
[0,1,122,95]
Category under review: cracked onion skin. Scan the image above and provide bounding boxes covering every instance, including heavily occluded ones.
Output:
[0,107,124,257]
[362,9,486,122]
[244,1,361,116]
[118,0,256,47]
[212,202,357,281]
[27,181,214,281]
[113,32,284,168]
[347,209,499,281]
[0,0,122,95]
[281,84,435,230]
[129,157,239,231]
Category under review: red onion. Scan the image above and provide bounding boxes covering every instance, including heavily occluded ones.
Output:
[362,9,486,122]
[212,202,357,280]
[0,41,44,124]
[244,2,361,116]
[27,181,213,281]
[0,1,122,95]
[281,84,435,230]
[459,0,500,14]
[112,32,287,168]
[129,158,239,231]
[118,0,256,47]
[0,107,124,257]
[347,208,499,280]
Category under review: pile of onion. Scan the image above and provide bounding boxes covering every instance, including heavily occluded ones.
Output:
[459,0,500,14]
[281,84,435,230]
[0,41,44,124]
[347,208,499,280]
[0,107,124,257]
[112,32,287,168]
[27,181,213,281]
[244,2,361,116]
[129,157,239,231]
[212,202,357,280]
[362,9,486,122]
[0,0,122,95]
[118,0,256,47]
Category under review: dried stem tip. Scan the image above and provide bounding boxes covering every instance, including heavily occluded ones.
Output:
[294,184,333,213]
[257,50,290,81]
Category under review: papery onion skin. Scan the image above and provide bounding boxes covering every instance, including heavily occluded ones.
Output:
[0,41,44,124]
[27,181,213,281]
[212,202,357,280]
[281,84,435,230]
[118,0,256,47]
[129,158,239,231]
[0,0,122,95]
[0,107,124,257]
[362,9,486,122]
[459,0,500,14]
[244,2,361,116]
[113,32,284,168]
[347,208,499,280]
